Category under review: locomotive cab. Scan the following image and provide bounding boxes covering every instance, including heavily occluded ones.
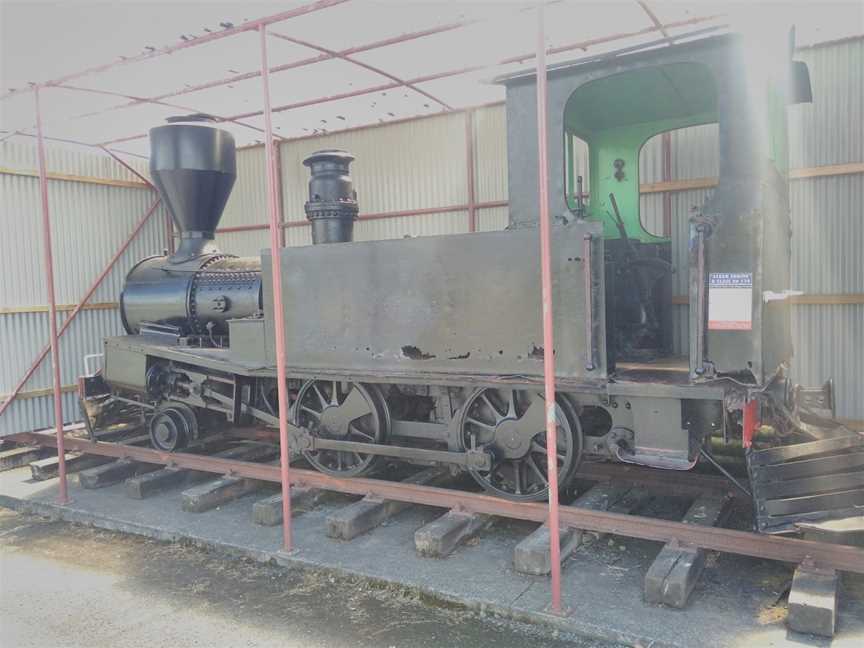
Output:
[501,33,806,385]
[561,62,716,370]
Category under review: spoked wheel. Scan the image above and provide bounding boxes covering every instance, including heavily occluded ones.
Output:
[148,402,197,452]
[459,388,582,501]
[292,380,389,477]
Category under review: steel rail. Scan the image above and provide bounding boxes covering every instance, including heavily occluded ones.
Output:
[574,461,744,497]
[13,430,864,574]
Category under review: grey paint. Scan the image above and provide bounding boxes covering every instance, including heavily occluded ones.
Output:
[501,35,793,382]
[262,223,606,381]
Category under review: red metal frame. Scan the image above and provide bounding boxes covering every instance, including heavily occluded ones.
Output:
[259,25,294,552]
[268,32,453,111]
[97,14,723,147]
[99,147,175,256]
[0,0,350,102]
[15,428,864,575]
[0,0,732,614]
[21,18,479,139]
[533,6,563,615]
[465,109,478,232]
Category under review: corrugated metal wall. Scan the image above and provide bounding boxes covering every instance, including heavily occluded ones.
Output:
[786,38,863,420]
[639,40,864,421]
[0,142,168,434]
[2,38,861,434]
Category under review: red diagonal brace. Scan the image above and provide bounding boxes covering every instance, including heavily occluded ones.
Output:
[0,198,161,418]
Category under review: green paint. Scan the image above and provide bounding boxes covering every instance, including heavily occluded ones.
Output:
[563,62,719,242]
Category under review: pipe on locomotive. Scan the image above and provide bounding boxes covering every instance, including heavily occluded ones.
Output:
[119,115,359,340]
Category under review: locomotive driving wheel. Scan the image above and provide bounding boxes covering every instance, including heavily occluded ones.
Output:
[459,388,582,501]
[292,380,389,477]
[148,402,197,452]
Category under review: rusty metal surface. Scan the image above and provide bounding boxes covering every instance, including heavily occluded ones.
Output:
[573,460,744,498]
[14,430,864,574]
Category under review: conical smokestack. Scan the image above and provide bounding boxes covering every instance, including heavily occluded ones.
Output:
[150,115,236,262]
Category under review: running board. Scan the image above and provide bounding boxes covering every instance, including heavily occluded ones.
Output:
[748,432,864,534]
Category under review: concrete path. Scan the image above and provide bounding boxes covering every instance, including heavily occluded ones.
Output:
[0,509,610,648]
[1,465,862,647]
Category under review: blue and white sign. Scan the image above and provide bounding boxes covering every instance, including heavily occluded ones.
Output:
[708,272,753,330]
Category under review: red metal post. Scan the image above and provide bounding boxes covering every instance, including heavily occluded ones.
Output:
[465,109,477,232]
[274,144,287,247]
[534,7,563,614]
[33,86,69,504]
[259,24,293,552]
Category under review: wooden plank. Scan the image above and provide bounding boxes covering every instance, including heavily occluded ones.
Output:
[326,468,449,540]
[0,445,49,472]
[7,160,857,196]
[415,510,493,558]
[1,385,78,401]
[790,161,864,180]
[789,293,864,305]
[640,177,718,194]
[639,162,863,195]
[0,302,118,315]
[670,294,864,306]
[30,452,113,480]
[787,563,839,638]
[643,493,732,608]
[0,166,149,189]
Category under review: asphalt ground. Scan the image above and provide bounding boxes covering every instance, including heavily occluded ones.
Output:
[0,508,620,648]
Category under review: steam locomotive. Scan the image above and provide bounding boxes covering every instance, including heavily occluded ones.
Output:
[81,34,863,534]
